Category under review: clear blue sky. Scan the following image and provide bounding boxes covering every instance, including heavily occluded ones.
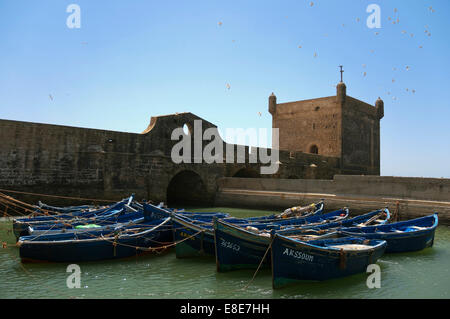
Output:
[0,0,449,178]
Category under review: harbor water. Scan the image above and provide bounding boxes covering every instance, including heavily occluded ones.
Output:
[0,207,449,299]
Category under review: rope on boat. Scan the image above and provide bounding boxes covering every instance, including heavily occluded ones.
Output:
[241,236,274,291]
[97,229,205,253]
[0,188,118,203]
[339,248,347,270]
[0,196,39,216]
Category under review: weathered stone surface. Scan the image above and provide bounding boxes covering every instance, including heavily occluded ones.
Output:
[0,112,340,207]
[269,82,383,175]
[215,176,450,224]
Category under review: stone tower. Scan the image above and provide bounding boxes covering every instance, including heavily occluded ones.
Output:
[269,81,384,175]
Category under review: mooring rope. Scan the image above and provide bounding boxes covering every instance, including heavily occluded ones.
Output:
[241,236,274,290]
[0,188,118,203]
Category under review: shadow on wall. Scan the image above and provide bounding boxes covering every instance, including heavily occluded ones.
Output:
[232,168,260,178]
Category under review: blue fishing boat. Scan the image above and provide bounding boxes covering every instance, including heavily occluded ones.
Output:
[15,202,139,238]
[37,201,99,214]
[143,203,230,221]
[221,201,324,224]
[18,217,173,263]
[214,208,389,272]
[173,206,348,258]
[339,213,438,253]
[26,209,145,236]
[271,234,386,288]
[12,196,135,239]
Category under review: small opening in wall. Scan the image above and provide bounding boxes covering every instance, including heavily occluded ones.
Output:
[315,106,320,111]
[310,145,319,154]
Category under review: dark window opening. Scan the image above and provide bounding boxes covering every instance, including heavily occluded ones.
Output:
[310,145,319,154]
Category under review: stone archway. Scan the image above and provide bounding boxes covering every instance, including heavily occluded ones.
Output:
[166,170,210,207]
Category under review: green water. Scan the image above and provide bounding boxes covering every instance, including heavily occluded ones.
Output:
[0,207,449,299]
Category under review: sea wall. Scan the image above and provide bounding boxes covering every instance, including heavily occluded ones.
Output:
[215,175,450,224]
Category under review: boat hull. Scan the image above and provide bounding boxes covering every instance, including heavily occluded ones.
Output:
[340,214,438,253]
[271,235,386,288]
[171,216,216,258]
[214,220,272,272]
[19,220,173,263]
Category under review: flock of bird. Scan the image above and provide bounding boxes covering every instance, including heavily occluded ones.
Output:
[48,3,436,112]
[214,3,437,114]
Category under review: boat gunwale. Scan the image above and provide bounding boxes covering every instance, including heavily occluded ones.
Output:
[274,232,387,254]
[18,217,172,245]
[340,213,439,238]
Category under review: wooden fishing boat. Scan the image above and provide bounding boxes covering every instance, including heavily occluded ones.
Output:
[173,207,348,258]
[143,203,230,221]
[14,203,137,239]
[339,213,438,253]
[12,196,135,239]
[214,208,389,272]
[221,201,324,224]
[18,218,173,263]
[271,234,386,288]
[37,201,99,214]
